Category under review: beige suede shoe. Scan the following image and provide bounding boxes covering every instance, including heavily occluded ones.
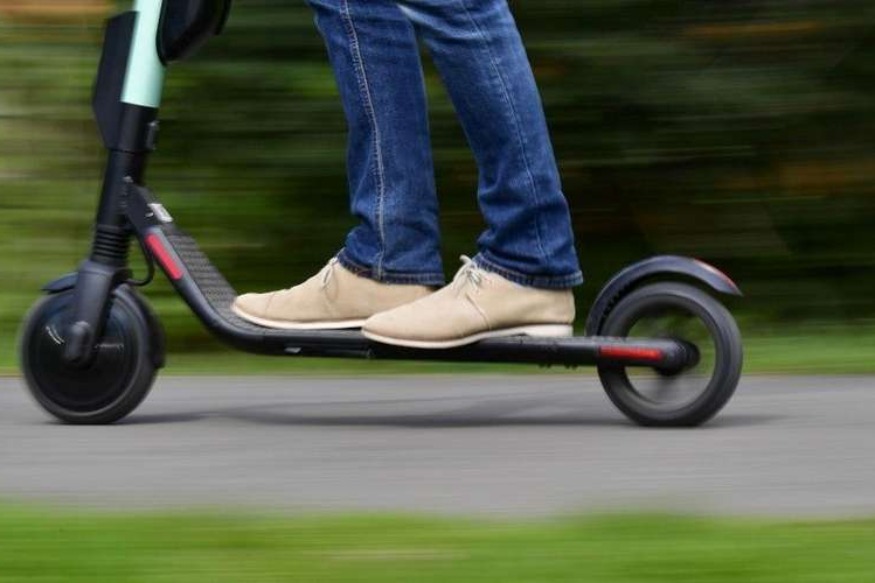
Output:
[362,256,575,349]
[232,258,433,330]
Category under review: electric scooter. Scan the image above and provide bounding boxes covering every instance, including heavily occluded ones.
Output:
[18,0,744,427]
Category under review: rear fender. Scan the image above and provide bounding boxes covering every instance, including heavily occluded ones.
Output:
[584,255,742,336]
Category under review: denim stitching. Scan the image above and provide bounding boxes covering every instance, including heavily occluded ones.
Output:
[456,0,548,263]
[340,0,387,279]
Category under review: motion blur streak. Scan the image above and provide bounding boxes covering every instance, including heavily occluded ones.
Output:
[1,0,873,354]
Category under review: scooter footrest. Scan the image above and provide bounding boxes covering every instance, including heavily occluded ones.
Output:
[163,229,265,332]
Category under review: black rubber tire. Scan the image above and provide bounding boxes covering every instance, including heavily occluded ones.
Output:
[19,289,158,425]
[597,282,743,427]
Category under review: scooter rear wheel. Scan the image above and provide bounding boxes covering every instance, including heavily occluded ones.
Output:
[19,289,158,425]
[597,282,743,427]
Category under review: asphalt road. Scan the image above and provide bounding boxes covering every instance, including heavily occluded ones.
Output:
[1,375,873,517]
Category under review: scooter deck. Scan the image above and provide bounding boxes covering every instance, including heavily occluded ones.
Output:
[137,226,690,370]
[123,183,693,370]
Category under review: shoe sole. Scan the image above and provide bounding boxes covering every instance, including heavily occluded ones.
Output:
[362,324,574,350]
[231,304,366,330]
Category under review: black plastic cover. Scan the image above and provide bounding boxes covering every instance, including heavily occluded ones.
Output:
[584,255,742,336]
[158,0,231,64]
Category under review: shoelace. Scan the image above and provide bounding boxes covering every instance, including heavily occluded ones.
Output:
[319,257,340,290]
[454,255,486,292]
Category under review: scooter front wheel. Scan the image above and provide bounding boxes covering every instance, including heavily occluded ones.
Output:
[597,282,743,427]
[19,287,160,425]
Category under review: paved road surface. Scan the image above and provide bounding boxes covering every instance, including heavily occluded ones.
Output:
[1,375,873,517]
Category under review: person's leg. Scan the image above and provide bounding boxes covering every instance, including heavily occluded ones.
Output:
[397,0,582,289]
[234,0,443,329]
[308,0,445,286]
[363,0,581,348]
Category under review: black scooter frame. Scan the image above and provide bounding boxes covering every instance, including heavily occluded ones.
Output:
[126,180,706,371]
[56,2,740,374]
[57,169,723,372]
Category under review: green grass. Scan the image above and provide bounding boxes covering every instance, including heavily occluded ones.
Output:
[1,505,874,582]
[742,333,875,374]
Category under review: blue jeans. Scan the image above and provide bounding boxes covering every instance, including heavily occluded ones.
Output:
[308,0,583,289]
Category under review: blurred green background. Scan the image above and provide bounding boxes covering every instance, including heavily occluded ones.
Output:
[4,505,875,582]
[1,0,873,372]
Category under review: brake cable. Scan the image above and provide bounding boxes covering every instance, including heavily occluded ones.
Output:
[127,235,156,287]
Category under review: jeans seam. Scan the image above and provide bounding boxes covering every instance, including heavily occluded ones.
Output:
[456,0,548,263]
[340,0,387,279]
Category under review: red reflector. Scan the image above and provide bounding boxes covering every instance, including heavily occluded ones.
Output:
[599,346,664,362]
[145,233,183,281]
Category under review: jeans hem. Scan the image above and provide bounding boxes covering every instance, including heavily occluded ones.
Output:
[337,250,446,287]
[474,252,584,289]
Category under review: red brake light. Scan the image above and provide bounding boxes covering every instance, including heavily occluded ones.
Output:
[145,233,183,281]
[599,346,664,363]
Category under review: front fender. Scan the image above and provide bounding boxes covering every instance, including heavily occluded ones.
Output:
[42,272,78,293]
[584,255,742,336]
[41,274,166,369]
